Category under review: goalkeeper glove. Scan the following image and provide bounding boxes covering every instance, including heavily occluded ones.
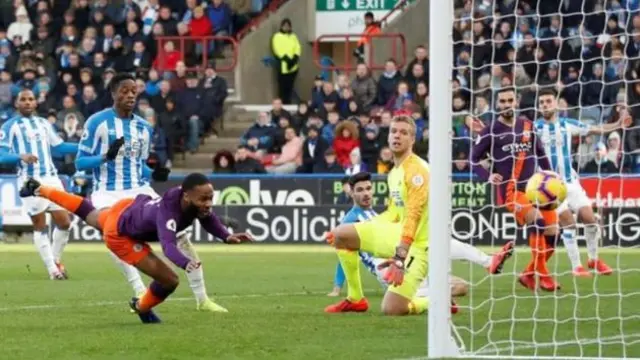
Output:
[105,137,125,161]
[377,245,408,286]
[152,167,170,182]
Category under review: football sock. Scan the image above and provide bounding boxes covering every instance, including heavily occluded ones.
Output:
[408,297,430,315]
[38,186,95,220]
[561,229,582,269]
[138,281,176,312]
[527,218,550,276]
[337,248,364,301]
[584,224,599,260]
[334,262,346,288]
[51,227,70,262]
[176,235,209,303]
[450,239,492,268]
[108,251,147,295]
[33,230,58,275]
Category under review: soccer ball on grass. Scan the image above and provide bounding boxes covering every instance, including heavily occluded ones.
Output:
[525,171,567,210]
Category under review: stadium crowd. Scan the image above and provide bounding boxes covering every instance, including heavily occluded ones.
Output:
[216,0,640,175]
[0,0,278,175]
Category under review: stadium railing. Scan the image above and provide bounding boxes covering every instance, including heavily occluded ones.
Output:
[154,35,239,72]
[312,33,407,76]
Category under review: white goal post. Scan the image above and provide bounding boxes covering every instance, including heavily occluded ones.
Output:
[427,1,640,359]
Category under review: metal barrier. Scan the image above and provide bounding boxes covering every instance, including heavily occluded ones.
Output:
[312,33,407,75]
[154,35,239,72]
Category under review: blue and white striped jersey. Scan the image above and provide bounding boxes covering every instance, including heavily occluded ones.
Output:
[78,108,153,192]
[534,117,590,183]
[0,116,62,180]
[341,206,379,275]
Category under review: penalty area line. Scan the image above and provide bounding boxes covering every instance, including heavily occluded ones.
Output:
[0,290,340,312]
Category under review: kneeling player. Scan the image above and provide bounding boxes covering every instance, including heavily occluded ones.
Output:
[20,173,252,323]
[329,171,514,308]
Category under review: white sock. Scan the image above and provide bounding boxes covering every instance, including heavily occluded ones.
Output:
[107,251,146,295]
[51,228,69,262]
[33,230,58,274]
[584,224,599,261]
[561,229,582,269]
[178,234,209,303]
[450,239,492,268]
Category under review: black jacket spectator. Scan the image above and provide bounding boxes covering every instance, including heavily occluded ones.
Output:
[582,158,618,174]
[298,126,329,173]
[377,70,402,106]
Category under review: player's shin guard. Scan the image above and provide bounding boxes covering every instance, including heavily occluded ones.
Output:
[138,280,176,312]
[38,187,95,221]
[408,297,430,315]
[51,227,69,262]
[337,248,364,301]
[33,230,58,275]
[177,234,209,304]
[561,228,582,269]
[584,224,599,261]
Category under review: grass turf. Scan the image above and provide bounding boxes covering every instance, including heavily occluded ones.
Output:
[1,244,640,359]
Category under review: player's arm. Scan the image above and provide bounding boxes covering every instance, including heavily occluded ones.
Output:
[46,121,80,156]
[75,116,107,170]
[470,128,492,181]
[157,210,192,269]
[199,212,253,243]
[0,122,20,165]
[584,117,626,135]
[533,131,552,171]
[398,164,429,247]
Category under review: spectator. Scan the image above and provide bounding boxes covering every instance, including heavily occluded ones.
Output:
[272,115,292,153]
[351,63,377,112]
[158,97,187,161]
[376,146,393,174]
[405,63,428,94]
[124,40,152,72]
[170,61,188,91]
[354,12,381,61]
[310,75,324,110]
[269,97,292,124]
[208,0,232,36]
[266,126,302,174]
[345,147,367,175]
[333,120,359,167]
[452,150,470,173]
[377,110,392,148]
[360,123,380,170]
[79,84,100,119]
[291,101,309,132]
[145,68,161,96]
[213,150,235,174]
[57,96,85,128]
[200,64,228,134]
[377,59,402,106]
[190,6,213,56]
[241,112,276,152]
[234,145,267,174]
[414,127,429,160]
[153,40,181,71]
[386,81,411,111]
[404,45,429,81]
[271,18,300,104]
[473,94,492,125]
[322,110,340,145]
[8,6,32,43]
[606,131,624,169]
[151,80,174,114]
[157,5,178,35]
[146,110,170,168]
[582,142,619,174]
[313,148,344,173]
[298,125,329,173]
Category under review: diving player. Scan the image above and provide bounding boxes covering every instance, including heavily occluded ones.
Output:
[19,173,253,323]
[76,73,225,312]
[472,87,560,291]
[0,89,78,279]
[536,89,620,276]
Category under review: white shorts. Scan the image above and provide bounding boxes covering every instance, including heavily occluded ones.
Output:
[90,185,159,209]
[557,181,592,214]
[21,176,65,216]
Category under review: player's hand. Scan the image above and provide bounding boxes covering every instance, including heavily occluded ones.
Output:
[377,258,405,286]
[185,260,201,273]
[105,137,125,161]
[225,232,253,244]
[152,167,170,182]
[488,173,503,185]
[20,154,38,164]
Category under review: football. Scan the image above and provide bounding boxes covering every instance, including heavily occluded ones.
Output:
[525,171,568,210]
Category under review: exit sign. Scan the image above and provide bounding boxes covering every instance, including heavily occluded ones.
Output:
[316,0,403,11]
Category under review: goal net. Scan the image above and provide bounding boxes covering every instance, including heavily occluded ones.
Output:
[428,0,640,359]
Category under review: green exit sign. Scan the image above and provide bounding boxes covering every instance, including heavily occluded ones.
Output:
[316,0,404,11]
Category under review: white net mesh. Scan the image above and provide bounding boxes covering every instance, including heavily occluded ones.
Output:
[449,0,640,358]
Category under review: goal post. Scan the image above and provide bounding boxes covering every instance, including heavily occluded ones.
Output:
[427,0,455,357]
[427,1,640,359]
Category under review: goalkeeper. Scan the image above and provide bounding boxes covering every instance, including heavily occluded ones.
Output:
[324,115,435,316]
[328,172,514,304]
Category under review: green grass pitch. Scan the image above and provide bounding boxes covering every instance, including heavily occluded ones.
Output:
[1,243,640,360]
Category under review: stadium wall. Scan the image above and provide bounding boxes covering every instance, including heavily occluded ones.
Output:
[2,175,640,246]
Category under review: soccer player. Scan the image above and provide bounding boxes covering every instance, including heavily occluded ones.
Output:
[0,89,78,279]
[536,89,622,276]
[324,115,432,316]
[75,73,224,312]
[472,87,561,291]
[19,173,253,323]
[328,172,513,306]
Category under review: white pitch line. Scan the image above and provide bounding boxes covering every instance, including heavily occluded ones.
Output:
[0,290,336,312]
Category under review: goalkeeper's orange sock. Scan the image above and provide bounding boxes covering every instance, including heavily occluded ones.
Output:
[408,297,429,315]
[530,234,549,276]
[336,248,364,301]
[38,186,96,221]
